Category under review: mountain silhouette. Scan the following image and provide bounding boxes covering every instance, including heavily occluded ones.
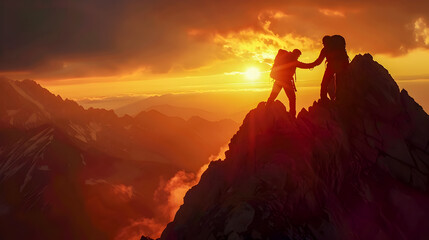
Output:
[114,91,286,123]
[144,104,217,121]
[0,78,238,239]
[0,78,238,171]
[157,54,429,240]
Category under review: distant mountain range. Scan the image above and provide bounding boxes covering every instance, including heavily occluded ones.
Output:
[0,78,238,239]
[114,94,224,121]
[140,104,215,121]
[113,92,269,123]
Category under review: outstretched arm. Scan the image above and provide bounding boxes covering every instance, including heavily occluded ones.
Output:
[306,48,326,68]
[295,61,317,69]
[294,49,326,69]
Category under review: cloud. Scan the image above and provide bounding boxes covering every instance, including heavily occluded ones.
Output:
[112,184,134,199]
[415,18,429,45]
[111,163,209,239]
[113,144,228,239]
[213,26,317,64]
[1,0,429,80]
[319,9,345,17]
[157,143,228,222]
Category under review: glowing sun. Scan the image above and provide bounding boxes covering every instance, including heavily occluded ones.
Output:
[244,67,261,81]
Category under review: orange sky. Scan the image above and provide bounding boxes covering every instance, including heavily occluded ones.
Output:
[1,1,429,111]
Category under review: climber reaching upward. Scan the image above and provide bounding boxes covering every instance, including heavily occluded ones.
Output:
[310,35,350,101]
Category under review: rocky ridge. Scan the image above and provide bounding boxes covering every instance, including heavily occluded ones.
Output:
[159,54,429,240]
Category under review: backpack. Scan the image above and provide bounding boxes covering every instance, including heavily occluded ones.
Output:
[326,35,349,65]
[270,49,297,81]
[329,35,346,51]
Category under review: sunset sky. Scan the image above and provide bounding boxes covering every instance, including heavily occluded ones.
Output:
[1,0,429,111]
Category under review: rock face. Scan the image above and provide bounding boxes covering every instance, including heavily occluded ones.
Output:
[160,54,429,240]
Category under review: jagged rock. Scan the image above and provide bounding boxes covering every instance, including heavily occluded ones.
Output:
[159,54,429,240]
[141,236,155,240]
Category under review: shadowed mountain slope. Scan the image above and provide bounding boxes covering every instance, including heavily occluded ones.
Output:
[0,78,238,239]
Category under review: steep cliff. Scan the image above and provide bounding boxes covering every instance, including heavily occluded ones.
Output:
[159,54,429,240]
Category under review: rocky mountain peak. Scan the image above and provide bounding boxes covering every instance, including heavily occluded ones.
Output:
[158,54,429,240]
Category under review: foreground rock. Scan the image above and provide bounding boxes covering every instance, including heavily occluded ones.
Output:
[159,54,429,240]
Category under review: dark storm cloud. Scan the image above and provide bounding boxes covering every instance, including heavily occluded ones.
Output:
[1,0,428,79]
[0,1,121,68]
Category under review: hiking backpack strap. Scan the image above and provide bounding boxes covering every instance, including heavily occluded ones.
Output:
[293,72,297,92]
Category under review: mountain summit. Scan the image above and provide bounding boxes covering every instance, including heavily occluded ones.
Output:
[158,54,429,240]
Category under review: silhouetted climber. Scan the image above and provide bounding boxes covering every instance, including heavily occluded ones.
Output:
[268,49,315,117]
[310,35,349,101]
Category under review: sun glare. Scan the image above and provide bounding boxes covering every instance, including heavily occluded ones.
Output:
[244,67,261,81]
